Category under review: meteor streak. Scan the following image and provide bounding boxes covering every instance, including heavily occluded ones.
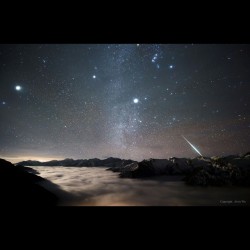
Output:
[182,135,202,157]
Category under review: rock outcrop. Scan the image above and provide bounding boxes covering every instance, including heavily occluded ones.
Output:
[0,159,59,205]
[107,154,250,187]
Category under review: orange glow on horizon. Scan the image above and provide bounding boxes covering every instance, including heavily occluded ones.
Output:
[0,155,65,164]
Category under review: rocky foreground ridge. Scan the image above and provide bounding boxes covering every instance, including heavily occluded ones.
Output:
[106,153,250,186]
[0,158,60,205]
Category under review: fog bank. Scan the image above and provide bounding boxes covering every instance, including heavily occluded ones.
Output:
[32,167,250,206]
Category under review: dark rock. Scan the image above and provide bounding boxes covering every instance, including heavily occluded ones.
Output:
[119,160,155,178]
[106,153,250,186]
[15,164,40,174]
[243,152,250,159]
[0,159,59,205]
[184,159,250,186]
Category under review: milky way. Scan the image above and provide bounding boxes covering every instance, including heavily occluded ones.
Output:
[0,44,249,162]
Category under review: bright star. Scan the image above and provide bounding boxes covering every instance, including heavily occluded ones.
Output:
[2,101,6,105]
[151,54,158,63]
[133,98,139,103]
[93,75,96,79]
[15,85,22,91]
[169,65,174,69]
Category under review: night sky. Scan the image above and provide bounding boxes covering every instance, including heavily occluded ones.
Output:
[0,44,249,163]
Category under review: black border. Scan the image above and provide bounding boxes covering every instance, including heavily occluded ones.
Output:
[1,18,250,43]
[1,1,250,44]
[1,16,249,233]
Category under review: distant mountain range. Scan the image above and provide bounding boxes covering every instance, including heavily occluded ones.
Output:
[18,157,135,167]
[18,153,250,168]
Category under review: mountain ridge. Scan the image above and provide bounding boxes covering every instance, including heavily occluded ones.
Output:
[18,152,250,166]
[18,157,135,167]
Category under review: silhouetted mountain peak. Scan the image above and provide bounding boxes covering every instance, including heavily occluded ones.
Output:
[0,158,59,205]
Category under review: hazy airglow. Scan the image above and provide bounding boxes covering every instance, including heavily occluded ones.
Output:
[0,155,65,164]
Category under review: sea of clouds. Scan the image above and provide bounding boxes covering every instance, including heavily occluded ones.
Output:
[32,166,250,206]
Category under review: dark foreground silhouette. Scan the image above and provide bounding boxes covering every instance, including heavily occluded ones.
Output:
[0,159,68,205]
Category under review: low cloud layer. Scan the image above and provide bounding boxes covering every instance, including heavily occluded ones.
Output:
[34,167,250,206]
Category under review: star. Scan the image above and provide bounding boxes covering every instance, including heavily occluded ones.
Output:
[133,98,139,104]
[15,85,22,91]
[152,54,158,63]
[0,44,249,171]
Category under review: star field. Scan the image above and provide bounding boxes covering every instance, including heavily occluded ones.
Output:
[0,44,250,162]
